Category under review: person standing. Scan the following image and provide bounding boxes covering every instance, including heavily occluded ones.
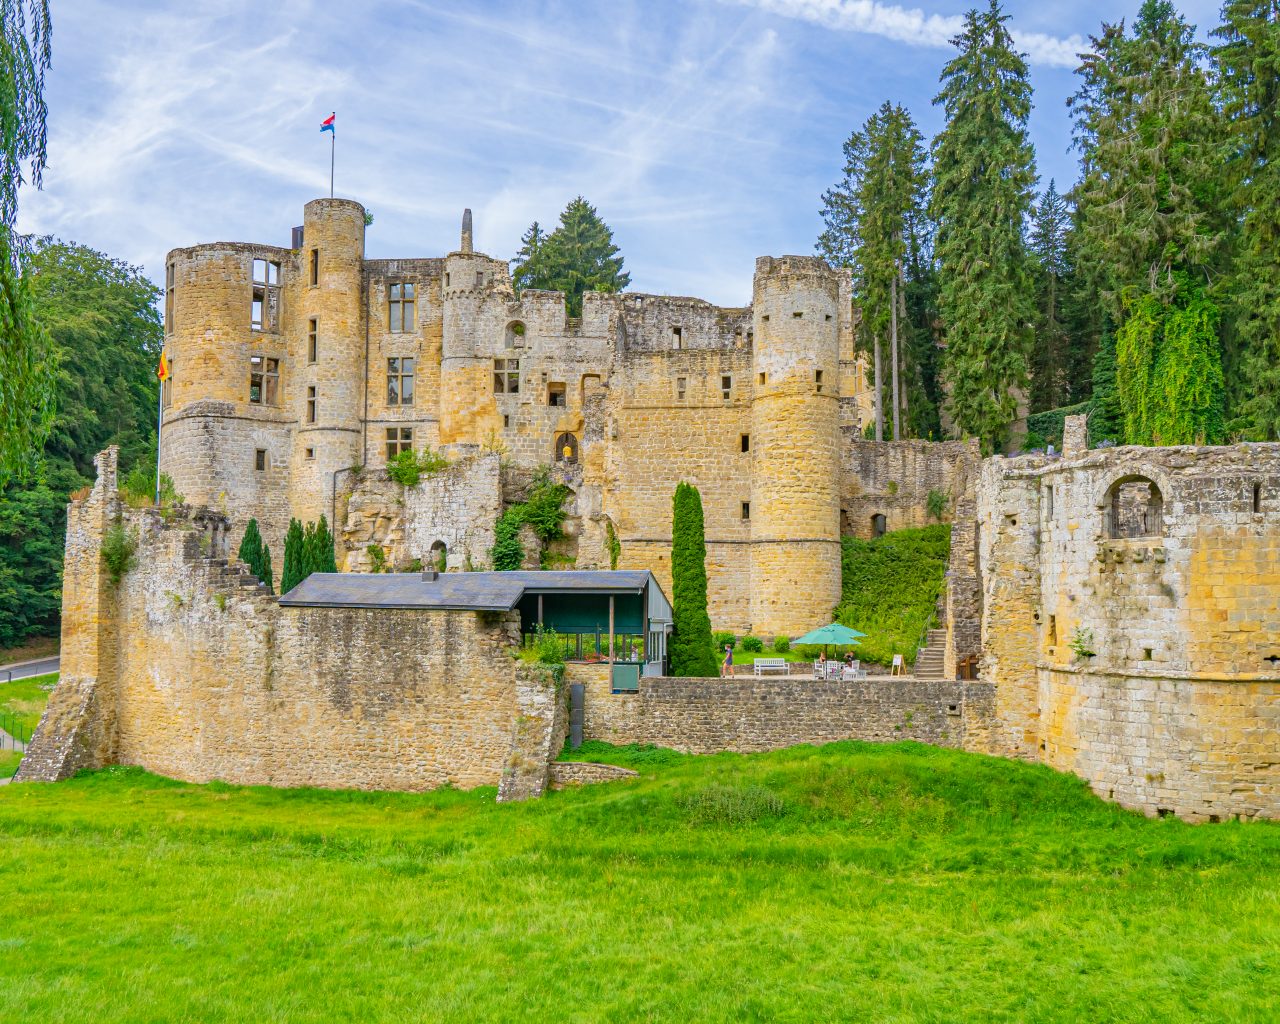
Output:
[722,644,734,678]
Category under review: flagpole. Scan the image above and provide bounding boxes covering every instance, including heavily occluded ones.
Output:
[329,111,335,198]
[154,365,164,506]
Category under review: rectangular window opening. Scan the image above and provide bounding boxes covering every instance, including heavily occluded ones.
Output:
[388,281,416,333]
[310,249,319,286]
[503,414,511,429]
[162,356,174,410]
[815,368,823,393]
[254,449,266,472]
[672,326,683,349]
[1143,647,1154,661]
[741,501,751,520]
[494,358,520,394]
[1047,615,1057,647]
[308,319,318,363]
[676,376,687,402]
[305,447,314,460]
[721,374,732,401]
[165,264,175,335]
[758,371,766,386]
[385,426,413,461]
[1253,483,1262,513]
[741,434,750,453]
[251,259,281,331]
[387,357,415,406]
[306,385,317,423]
[1046,485,1055,520]
[548,383,566,407]
[249,356,279,406]
[792,311,803,319]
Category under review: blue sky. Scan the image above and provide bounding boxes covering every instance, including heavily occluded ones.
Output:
[21,0,1223,306]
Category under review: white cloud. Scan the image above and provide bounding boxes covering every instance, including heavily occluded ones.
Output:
[727,0,1087,67]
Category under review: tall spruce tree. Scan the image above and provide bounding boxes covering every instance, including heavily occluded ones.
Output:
[511,197,629,317]
[818,100,933,439]
[311,514,338,574]
[1071,0,1227,444]
[930,0,1037,453]
[1028,180,1074,412]
[669,482,717,677]
[1089,330,1124,444]
[1214,0,1280,438]
[260,542,274,595]
[280,518,306,594]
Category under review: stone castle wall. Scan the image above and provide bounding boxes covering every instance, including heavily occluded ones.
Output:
[978,429,1280,820]
[565,663,994,753]
[840,437,979,538]
[18,450,564,799]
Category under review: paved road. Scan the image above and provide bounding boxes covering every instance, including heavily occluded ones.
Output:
[0,656,59,682]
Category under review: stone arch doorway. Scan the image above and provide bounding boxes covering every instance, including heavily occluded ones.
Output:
[555,432,579,465]
[871,513,887,538]
[430,540,447,571]
[1105,476,1163,539]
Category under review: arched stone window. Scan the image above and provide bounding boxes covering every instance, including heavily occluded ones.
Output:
[554,432,579,464]
[430,540,447,572]
[1106,476,1163,539]
[871,513,887,538]
[505,321,526,349]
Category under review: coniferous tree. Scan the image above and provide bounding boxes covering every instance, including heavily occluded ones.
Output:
[1089,330,1124,444]
[280,518,306,594]
[1028,180,1074,412]
[237,519,267,585]
[511,197,629,317]
[1071,0,1226,443]
[930,0,1037,453]
[819,100,934,438]
[260,542,274,595]
[311,514,338,574]
[1214,0,1280,438]
[669,482,717,677]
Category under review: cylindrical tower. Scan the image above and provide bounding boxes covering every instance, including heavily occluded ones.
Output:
[160,241,296,570]
[290,198,366,526]
[748,256,843,637]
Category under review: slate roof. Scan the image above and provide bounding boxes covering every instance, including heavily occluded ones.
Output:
[278,570,658,610]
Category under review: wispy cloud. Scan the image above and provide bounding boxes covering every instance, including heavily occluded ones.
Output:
[727,0,1087,67]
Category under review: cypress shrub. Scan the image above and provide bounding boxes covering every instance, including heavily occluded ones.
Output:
[260,542,274,594]
[280,518,306,594]
[669,482,717,677]
[312,514,338,574]
[237,519,266,584]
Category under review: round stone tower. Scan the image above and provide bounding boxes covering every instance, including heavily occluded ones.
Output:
[290,197,366,524]
[748,256,843,637]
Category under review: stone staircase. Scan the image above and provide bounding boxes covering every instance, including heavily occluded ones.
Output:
[913,628,947,679]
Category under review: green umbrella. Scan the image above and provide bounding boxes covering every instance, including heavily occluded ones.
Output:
[793,622,865,664]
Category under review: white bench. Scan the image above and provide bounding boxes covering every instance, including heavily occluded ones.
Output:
[753,657,789,677]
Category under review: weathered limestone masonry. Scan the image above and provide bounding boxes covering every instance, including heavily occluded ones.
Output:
[18,450,564,800]
[160,199,877,636]
[978,419,1280,821]
[565,663,995,753]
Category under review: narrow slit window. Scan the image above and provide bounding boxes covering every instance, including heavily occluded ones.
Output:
[249,356,279,405]
[387,357,415,406]
[1047,615,1057,647]
[1253,483,1262,513]
[672,326,683,349]
[306,385,316,423]
[310,249,319,286]
[721,374,732,401]
[162,356,174,409]
[758,371,766,386]
[741,434,750,453]
[741,501,751,520]
[815,368,823,393]
[165,263,175,335]
[308,319,318,363]
[254,449,267,472]
[388,282,416,333]
[676,376,687,401]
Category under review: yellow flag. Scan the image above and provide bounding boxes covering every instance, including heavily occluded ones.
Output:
[156,351,169,382]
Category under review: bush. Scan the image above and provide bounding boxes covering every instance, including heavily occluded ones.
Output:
[385,447,449,487]
[773,636,790,653]
[490,468,571,571]
[740,635,763,653]
[926,488,948,521]
[519,624,566,666]
[101,520,138,586]
[119,465,183,509]
[834,524,950,667]
[713,631,736,650]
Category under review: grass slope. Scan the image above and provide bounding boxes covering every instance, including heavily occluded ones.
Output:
[0,670,55,733]
[837,525,950,666]
[1,742,1279,1022]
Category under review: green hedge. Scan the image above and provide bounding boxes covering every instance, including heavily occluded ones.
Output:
[834,524,950,667]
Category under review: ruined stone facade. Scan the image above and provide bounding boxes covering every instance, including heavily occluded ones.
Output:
[160,198,876,636]
[971,420,1280,821]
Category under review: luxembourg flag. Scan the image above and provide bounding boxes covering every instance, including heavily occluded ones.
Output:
[320,112,335,134]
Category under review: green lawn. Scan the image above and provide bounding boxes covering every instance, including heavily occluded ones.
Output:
[1,742,1279,1022]
[0,670,55,734]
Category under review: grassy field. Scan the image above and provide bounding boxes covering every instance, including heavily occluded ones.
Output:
[0,670,55,733]
[1,741,1278,1022]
